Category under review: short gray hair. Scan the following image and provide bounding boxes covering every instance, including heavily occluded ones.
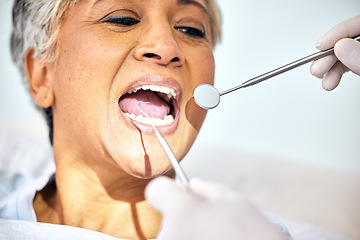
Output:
[11,0,76,144]
[11,0,76,84]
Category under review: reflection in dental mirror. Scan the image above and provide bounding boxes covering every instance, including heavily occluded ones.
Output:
[193,84,220,110]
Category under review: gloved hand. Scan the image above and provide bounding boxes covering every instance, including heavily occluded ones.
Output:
[145,177,289,240]
[310,15,360,90]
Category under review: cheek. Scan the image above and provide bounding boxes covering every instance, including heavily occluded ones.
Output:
[53,27,134,115]
[50,29,135,153]
[190,47,215,86]
[184,52,213,134]
[175,47,214,155]
[203,50,215,84]
[185,97,207,134]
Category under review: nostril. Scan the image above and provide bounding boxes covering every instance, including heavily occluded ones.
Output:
[144,53,161,60]
[139,51,183,66]
[171,57,180,62]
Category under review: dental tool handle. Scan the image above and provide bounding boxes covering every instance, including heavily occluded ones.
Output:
[137,103,189,187]
[220,34,360,96]
[137,102,190,187]
[154,128,190,188]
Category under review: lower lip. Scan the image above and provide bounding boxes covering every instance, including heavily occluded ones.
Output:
[119,100,180,134]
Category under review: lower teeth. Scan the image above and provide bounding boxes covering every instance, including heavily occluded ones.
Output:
[124,113,174,126]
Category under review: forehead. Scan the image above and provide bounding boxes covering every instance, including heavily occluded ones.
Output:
[177,0,208,8]
[93,0,208,10]
[89,0,210,19]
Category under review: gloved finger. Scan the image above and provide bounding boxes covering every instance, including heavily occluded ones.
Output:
[322,61,347,91]
[190,178,240,201]
[145,177,194,214]
[316,15,360,50]
[310,54,338,78]
[334,38,360,75]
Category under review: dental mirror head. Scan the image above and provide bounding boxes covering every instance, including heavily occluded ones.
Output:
[193,84,220,110]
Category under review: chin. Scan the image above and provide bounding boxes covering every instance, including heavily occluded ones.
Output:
[103,120,196,180]
[114,149,174,179]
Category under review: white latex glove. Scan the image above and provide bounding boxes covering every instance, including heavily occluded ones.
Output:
[310,15,360,90]
[145,177,289,240]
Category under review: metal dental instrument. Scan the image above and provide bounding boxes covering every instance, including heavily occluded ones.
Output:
[193,35,360,110]
[137,102,190,188]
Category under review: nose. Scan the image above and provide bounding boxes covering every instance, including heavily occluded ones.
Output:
[133,23,185,67]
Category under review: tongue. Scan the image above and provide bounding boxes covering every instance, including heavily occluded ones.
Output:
[119,90,170,119]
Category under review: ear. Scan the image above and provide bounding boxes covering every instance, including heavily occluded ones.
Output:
[25,49,54,108]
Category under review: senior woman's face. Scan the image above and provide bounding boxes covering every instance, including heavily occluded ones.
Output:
[49,0,214,178]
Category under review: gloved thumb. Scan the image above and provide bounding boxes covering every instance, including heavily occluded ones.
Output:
[334,38,360,75]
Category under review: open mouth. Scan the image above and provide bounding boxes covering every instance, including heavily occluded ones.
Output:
[119,85,178,127]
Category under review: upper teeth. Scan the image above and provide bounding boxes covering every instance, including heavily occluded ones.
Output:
[128,85,177,100]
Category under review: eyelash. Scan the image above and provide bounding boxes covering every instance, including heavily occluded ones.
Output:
[104,17,206,38]
[104,16,140,26]
[174,26,206,38]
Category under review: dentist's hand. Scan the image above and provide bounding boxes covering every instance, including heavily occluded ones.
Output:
[145,177,289,240]
[310,15,360,90]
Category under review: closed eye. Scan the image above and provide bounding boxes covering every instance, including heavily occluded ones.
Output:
[175,26,205,38]
[104,16,140,26]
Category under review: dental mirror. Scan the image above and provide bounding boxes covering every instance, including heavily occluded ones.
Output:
[193,83,220,109]
[193,35,360,110]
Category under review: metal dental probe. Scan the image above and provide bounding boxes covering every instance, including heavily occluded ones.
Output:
[137,102,190,188]
[193,35,360,110]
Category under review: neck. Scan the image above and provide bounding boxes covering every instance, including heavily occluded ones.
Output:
[34,153,162,240]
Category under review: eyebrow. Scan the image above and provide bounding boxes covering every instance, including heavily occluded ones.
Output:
[94,0,209,15]
[177,0,209,15]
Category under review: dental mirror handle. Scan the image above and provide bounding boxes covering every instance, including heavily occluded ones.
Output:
[220,34,360,96]
[193,34,360,110]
